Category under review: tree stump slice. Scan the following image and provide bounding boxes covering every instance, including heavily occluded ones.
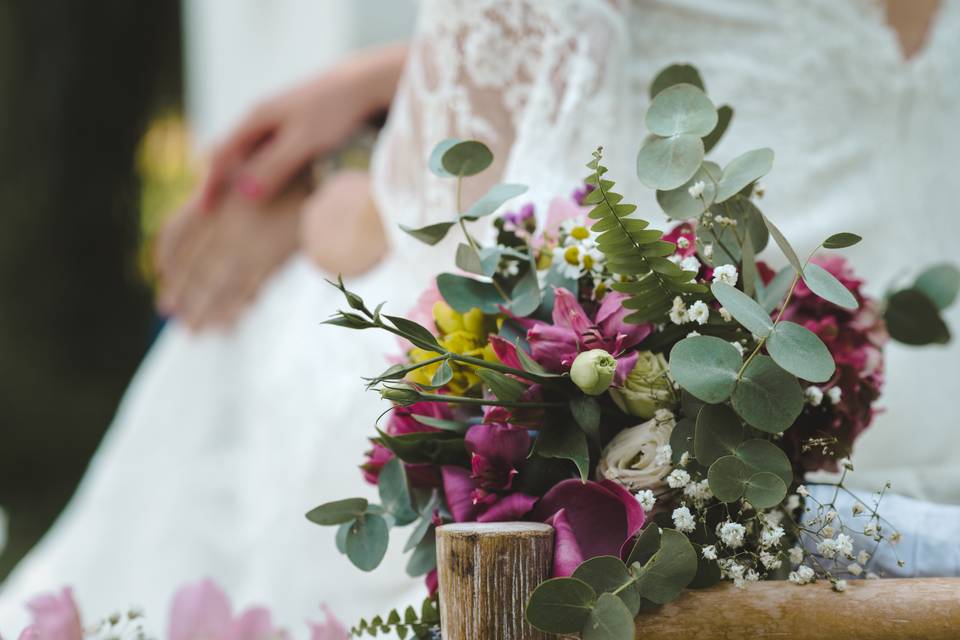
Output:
[436,522,554,640]
[635,578,960,639]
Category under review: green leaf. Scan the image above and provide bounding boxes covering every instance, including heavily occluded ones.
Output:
[405,528,436,577]
[759,266,795,313]
[378,457,417,526]
[766,320,835,382]
[731,356,803,433]
[884,289,951,345]
[633,529,698,604]
[914,263,960,310]
[744,472,787,509]
[532,420,590,482]
[656,163,718,219]
[410,414,470,434]
[646,84,718,137]
[428,138,460,177]
[822,232,862,249]
[455,243,484,275]
[514,342,563,377]
[526,578,597,634]
[572,556,640,616]
[707,454,749,502]
[399,221,456,246]
[669,336,742,404]
[335,522,350,553]
[570,395,602,444]
[703,104,733,153]
[694,404,744,465]
[404,514,434,553]
[306,498,369,525]
[802,262,859,309]
[761,213,803,275]
[626,524,661,567]
[346,513,390,572]
[436,273,503,314]
[735,438,792,487]
[429,361,453,387]
[384,315,441,350]
[711,282,774,337]
[462,183,528,220]
[649,64,704,98]
[509,267,542,317]
[582,593,636,640]
[376,429,469,466]
[636,134,705,190]
[669,417,696,465]
[714,149,774,203]
[477,369,527,402]
[689,554,722,589]
[441,140,493,177]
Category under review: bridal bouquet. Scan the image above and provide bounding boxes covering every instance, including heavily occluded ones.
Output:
[309,65,957,639]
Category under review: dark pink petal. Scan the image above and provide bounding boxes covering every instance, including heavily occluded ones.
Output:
[465,424,531,468]
[476,493,538,523]
[596,292,652,350]
[546,509,584,577]
[169,580,233,640]
[489,335,524,370]
[526,323,578,371]
[441,466,478,522]
[424,571,439,598]
[552,288,592,334]
[613,351,639,387]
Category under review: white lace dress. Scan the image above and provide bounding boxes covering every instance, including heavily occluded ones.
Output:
[2,0,959,633]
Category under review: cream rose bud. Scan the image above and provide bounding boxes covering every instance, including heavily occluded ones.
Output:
[609,351,676,419]
[595,417,674,492]
[570,349,617,396]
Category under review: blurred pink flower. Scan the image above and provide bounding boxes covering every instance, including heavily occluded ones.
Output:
[169,579,289,640]
[307,605,348,640]
[19,588,82,640]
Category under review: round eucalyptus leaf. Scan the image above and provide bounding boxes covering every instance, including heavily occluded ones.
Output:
[913,263,960,310]
[670,417,696,465]
[766,320,835,383]
[884,289,951,345]
[650,64,705,98]
[526,577,597,634]
[694,404,744,465]
[646,84,718,137]
[634,529,698,604]
[440,140,493,177]
[306,497,369,525]
[715,148,774,202]
[669,336,742,404]
[573,556,640,616]
[822,232,862,250]
[711,282,774,337]
[744,472,788,509]
[582,593,636,640]
[636,134,705,190]
[732,356,803,433]
[345,513,390,572]
[802,262,859,310]
[735,438,792,486]
[708,455,749,502]
[656,164,717,219]
[703,104,733,153]
[427,138,460,177]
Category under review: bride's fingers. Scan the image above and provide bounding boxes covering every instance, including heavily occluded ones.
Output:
[154,194,203,279]
[157,221,215,316]
[233,131,313,205]
[200,104,278,212]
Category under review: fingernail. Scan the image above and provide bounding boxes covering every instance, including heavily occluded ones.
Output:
[236,175,264,201]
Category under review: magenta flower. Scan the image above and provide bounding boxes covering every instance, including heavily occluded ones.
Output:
[362,401,452,487]
[531,479,646,577]
[18,588,83,640]
[442,423,537,523]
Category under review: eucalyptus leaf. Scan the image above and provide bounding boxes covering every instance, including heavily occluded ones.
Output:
[582,593,636,640]
[455,243,484,275]
[572,556,640,615]
[441,140,493,177]
[378,457,417,526]
[707,454,749,502]
[437,273,504,314]
[715,148,774,202]
[509,267,542,316]
[525,577,597,634]
[427,138,460,177]
[405,528,436,577]
[399,221,456,246]
[694,404,744,465]
[633,529,698,604]
[376,429,468,466]
[803,262,859,310]
[463,183,528,220]
[735,438,792,487]
[884,289,951,345]
[766,321,835,382]
[335,522,350,553]
[759,266,795,313]
[649,64,705,98]
[403,516,434,553]
[306,498,369,526]
[429,361,453,387]
[636,134,705,190]
[822,232,862,249]
[570,395,602,444]
[761,214,803,275]
[626,524,661,567]
[744,472,788,509]
[669,336,742,403]
[711,282,774,337]
[703,104,733,153]
[656,164,717,219]
[646,84,718,137]
[731,356,803,433]
[670,417,695,465]
[913,263,960,310]
[532,420,590,481]
[346,513,390,572]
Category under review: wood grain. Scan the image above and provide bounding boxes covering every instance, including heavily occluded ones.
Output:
[436,522,554,640]
[635,578,960,639]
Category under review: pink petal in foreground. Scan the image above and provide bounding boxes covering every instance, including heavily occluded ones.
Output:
[23,588,83,640]
[168,579,233,640]
[551,288,592,335]
[546,509,584,577]
[441,465,478,523]
[228,607,279,640]
[308,605,349,640]
[476,493,538,523]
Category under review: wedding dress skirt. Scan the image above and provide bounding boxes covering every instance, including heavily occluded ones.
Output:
[3,0,960,634]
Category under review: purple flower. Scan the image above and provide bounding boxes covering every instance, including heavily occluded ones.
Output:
[502,203,536,230]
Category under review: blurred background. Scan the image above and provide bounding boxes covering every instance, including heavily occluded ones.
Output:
[0,0,415,579]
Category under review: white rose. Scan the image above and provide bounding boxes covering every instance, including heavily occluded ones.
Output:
[595,417,673,492]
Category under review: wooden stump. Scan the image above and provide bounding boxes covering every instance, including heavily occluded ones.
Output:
[436,522,554,640]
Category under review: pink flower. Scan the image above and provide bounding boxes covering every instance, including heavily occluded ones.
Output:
[662,223,697,259]
[307,605,349,640]
[19,588,82,640]
[362,401,452,487]
[531,480,645,577]
[169,579,286,640]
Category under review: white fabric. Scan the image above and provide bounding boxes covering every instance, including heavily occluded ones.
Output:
[2,0,960,634]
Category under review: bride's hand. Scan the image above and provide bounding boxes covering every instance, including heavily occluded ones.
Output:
[155,181,309,332]
[199,44,407,212]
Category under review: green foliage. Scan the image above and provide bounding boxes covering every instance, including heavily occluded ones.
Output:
[802,262,859,310]
[822,232,862,249]
[375,429,468,467]
[760,213,804,275]
[440,140,493,176]
[713,148,774,203]
[703,105,733,153]
[378,458,417,526]
[885,288,951,345]
[669,336,742,403]
[573,556,641,614]
[586,149,704,324]
[914,263,960,310]
[582,594,635,640]
[306,498,368,525]
[649,64,704,98]
[632,529,698,604]
[345,513,390,572]
[350,597,440,638]
[570,395,602,445]
[656,162,720,219]
[711,282,773,336]
[766,321,835,382]
[743,471,788,509]
[731,355,803,433]
[526,577,597,634]
[477,369,527,402]
[694,404,744,465]
[531,419,590,481]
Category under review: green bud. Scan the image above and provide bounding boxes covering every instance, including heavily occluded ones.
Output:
[379,383,421,405]
[609,351,676,418]
[570,349,617,396]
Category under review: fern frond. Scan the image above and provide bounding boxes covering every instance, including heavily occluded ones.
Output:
[585,147,706,324]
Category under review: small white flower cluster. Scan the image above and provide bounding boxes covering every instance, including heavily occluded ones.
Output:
[816,532,854,560]
[668,297,710,326]
[712,264,738,287]
[682,479,713,506]
[672,506,696,533]
[636,489,657,512]
[804,385,843,407]
[687,180,706,199]
[666,469,691,489]
[654,444,673,467]
[717,521,746,549]
[718,558,759,589]
[789,565,815,585]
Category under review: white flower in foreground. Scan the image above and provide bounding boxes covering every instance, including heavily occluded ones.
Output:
[786,494,801,512]
[804,386,824,406]
[680,256,702,274]
[761,525,785,549]
[863,522,879,538]
[839,457,854,471]
[825,510,837,523]
[669,296,688,325]
[890,531,902,544]
[672,506,696,533]
[701,545,717,560]
[677,236,690,249]
[789,546,805,565]
[857,550,871,565]
[686,331,701,338]
[760,551,782,570]
[679,451,691,467]
[847,563,863,577]
[683,479,713,504]
[852,503,864,516]
[667,469,691,489]
[833,579,848,593]
[789,565,815,585]
[596,418,673,492]
[821,525,835,538]
[718,307,732,322]
[712,264,739,287]
[654,444,673,467]
[703,243,714,259]
[827,386,843,404]
[688,180,706,199]
[718,521,746,548]
[836,533,854,557]
[797,484,810,497]
[688,300,710,325]
[636,489,656,512]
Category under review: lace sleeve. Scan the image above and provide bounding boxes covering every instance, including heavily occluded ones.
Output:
[371,0,634,249]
